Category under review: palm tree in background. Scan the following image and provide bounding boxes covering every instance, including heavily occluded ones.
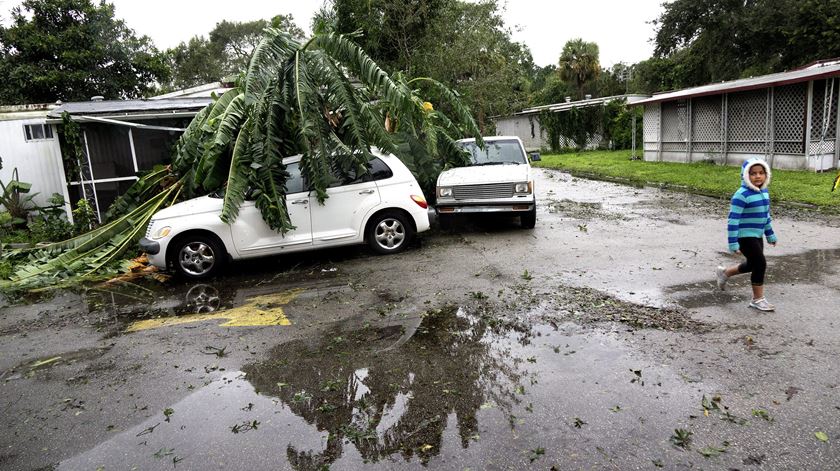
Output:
[558,38,601,100]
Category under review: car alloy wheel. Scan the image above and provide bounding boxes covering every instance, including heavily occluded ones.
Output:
[375,218,405,249]
[174,235,225,279]
[367,211,415,254]
[179,241,216,276]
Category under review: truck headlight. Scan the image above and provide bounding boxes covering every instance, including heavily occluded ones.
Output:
[151,226,172,240]
[515,182,532,194]
[438,187,452,198]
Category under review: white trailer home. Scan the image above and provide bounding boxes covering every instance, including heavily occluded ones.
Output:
[633,59,840,171]
[0,103,71,216]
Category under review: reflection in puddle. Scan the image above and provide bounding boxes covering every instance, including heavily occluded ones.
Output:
[80,280,354,334]
[59,306,704,469]
[667,248,840,309]
[125,288,305,332]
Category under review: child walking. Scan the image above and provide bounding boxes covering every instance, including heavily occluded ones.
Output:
[715,158,778,311]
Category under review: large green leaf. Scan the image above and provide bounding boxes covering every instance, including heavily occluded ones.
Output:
[219,118,254,225]
[197,93,248,191]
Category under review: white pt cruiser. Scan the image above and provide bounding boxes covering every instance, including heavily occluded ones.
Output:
[140,151,430,279]
[435,136,537,228]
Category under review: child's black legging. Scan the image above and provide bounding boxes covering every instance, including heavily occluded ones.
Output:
[737,237,766,286]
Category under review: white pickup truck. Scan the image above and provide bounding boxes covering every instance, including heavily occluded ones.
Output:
[435,136,537,229]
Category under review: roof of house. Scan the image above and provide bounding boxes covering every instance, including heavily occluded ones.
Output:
[46,97,213,120]
[150,81,234,100]
[632,59,840,106]
[499,94,650,119]
[0,103,59,122]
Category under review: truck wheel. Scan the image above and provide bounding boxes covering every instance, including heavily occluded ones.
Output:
[521,207,536,229]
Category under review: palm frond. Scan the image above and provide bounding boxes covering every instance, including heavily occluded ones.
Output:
[196,93,248,191]
[219,118,255,224]
[409,77,483,144]
[245,28,298,104]
[311,32,412,114]
[2,182,182,291]
[102,166,170,222]
[172,105,211,175]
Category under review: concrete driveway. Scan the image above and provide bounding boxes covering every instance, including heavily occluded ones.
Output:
[1,168,838,470]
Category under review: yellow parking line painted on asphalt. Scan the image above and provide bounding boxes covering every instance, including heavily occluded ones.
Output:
[126,288,305,332]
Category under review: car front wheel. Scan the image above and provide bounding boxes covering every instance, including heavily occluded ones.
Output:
[367,211,415,254]
[171,235,226,279]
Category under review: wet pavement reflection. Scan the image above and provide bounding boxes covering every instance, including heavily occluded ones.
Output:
[57,304,706,470]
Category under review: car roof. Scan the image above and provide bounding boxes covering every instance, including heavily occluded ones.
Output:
[456,136,522,144]
[281,148,397,166]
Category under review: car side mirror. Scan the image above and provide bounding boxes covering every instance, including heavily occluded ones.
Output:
[529,152,541,162]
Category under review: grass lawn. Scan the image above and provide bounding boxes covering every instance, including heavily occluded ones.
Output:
[533,150,840,210]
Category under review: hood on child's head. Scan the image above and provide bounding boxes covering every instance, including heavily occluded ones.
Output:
[741,158,772,191]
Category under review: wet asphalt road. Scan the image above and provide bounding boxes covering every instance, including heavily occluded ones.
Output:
[1,168,839,470]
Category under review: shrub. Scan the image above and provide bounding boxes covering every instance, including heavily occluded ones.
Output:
[28,193,73,242]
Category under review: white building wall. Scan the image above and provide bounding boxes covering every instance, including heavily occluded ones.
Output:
[495,115,547,151]
[0,116,70,213]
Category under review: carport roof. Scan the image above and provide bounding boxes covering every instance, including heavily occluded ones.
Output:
[46,97,212,120]
[632,59,840,106]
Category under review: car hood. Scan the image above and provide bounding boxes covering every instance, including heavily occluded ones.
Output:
[152,195,223,220]
[437,164,530,186]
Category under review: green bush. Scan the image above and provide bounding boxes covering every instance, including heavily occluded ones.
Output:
[27,193,73,242]
[0,260,12,279]
[72,198,97,233]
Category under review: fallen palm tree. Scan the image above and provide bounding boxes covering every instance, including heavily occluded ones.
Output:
[1,30,480,291]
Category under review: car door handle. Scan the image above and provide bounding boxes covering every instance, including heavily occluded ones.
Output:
[291,199,308,205]
[358,189,375,195]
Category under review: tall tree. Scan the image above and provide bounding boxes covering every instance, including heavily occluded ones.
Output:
[319,0,532,133]
[166,36,224,91]
[0,0,169,104]
[557,38,601,100]
[165,15,305,90]
[328,0,445,75]
[652,0,840,90]
[414,0,534,132]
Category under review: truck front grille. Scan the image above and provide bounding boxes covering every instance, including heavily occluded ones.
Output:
[452,183,514,200]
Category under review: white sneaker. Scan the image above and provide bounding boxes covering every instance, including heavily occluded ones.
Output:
[749,298,775,311]
[715,266,728,291]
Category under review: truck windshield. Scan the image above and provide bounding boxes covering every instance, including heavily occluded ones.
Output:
[459,139,527,166]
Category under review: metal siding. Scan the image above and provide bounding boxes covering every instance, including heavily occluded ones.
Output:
[0,118,67,209]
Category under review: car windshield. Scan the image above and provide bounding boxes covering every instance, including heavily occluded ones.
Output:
[459,139,527,166]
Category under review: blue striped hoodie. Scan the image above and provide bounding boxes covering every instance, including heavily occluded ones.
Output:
[727,158,777,252]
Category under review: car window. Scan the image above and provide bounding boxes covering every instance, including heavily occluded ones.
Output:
[286,162,305,193]
[226,162,305,201]
[369,157,393,181]
[326,156,392,187]
[459,139,527,166]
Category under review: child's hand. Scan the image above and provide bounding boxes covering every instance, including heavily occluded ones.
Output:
[734,250,742,255]
[769,242,776,247]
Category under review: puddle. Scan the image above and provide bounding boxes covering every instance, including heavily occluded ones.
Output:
[2,346,112,381]
[57,306,711,470]
[666,248,840,309]
[75,278,357,335]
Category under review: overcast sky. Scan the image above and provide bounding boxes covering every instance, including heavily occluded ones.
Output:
[1,0,666,68]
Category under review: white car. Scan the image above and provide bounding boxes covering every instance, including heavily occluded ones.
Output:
[435,136,536,228]
[140,151,430,279]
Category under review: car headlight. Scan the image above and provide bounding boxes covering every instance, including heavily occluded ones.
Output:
[438,187,453,198]
[150,226,172,240]
[515,182,532,194]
